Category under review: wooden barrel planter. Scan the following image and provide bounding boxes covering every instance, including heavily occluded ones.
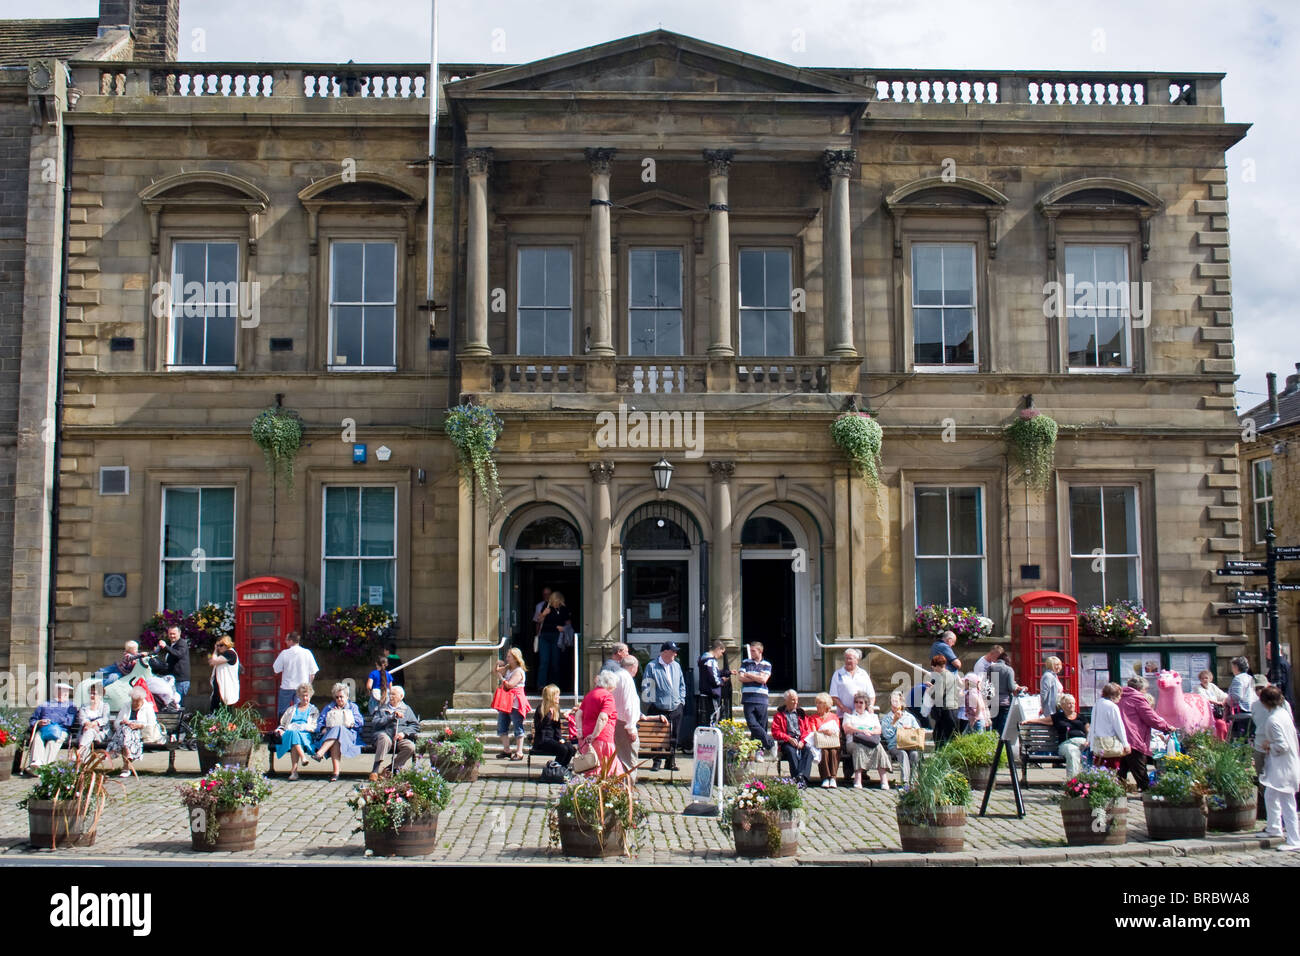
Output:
[723,760,753,787]
[431,759,480,783]
[897,805,966,853]
[0,744,15,782]
[1141,794,1207,840]
[733,809,800,858]
[28,800,98,848]
[190,806,260,852]
[198,739,254,774]
[1060,796,1128,846]
[364,814,440,856]
[1207,797,1257,833]
[962,765,994,792]
[557,814,625,858]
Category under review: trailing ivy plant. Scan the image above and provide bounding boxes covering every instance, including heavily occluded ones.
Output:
[445,403,504,503]
[1004,409,1058,492]
[251,406,304,496]
[830,411,883,489]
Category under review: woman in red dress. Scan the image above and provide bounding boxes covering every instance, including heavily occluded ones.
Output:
[577,669,623,774]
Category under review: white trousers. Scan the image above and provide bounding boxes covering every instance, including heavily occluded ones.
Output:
[1264,785,1300,847]
[28,734,65,767]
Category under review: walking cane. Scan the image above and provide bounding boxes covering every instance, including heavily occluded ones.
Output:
[19,724,35,775]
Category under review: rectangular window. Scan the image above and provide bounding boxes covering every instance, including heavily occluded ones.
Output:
[1065,244,1130,369]
[1069,485,1141,607]
[329,241,397,369]
[161,487,235,612]
[628,248,683,356]
[739,248,793,356]
[322,486,396,613]
[1253,459,1274,544]
[517,247,572,355]
[911,243,976,367]
[169,241,238,368]
[914,485,986,613]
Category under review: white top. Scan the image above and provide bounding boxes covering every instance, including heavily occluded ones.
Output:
[1260,705,1300,793]
[829,666,875,713]
[1194,682,1228,705]
[1088,697,1130,752]
[611,666,641,725]
[1229,672,1257,713]
[273,644,319,691]
[973,655,994,676]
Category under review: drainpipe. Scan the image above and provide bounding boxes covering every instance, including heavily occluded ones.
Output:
[46,123,73,688]
[1267,371,1279,425]
[446,116,463,408]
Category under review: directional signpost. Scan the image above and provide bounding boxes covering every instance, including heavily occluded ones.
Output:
[1217,528,1300,685]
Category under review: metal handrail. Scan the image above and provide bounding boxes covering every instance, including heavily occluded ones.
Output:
[387,635,507,678]
[814,634,929,676]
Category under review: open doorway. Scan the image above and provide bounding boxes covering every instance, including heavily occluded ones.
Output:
[741,559,796,692]
[512,561,581,694]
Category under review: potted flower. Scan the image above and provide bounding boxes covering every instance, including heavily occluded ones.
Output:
[194,703,264,774]
[718,718,761,785]
[830,410,883,488]
[140,603,233,656]
[1142,751,1208,840]
[0,707,23,782]
[914,605,994,644]
[939,730,1003,792]
[251,404,303,495]
[445,402,504,503]
[1058,767,1128,845]
[349,762,451,857]
[719,777,804,858]
[179,765,271,851]
[19,753,112,848]
[1004,409,1058,491]
[895,751,971,852]
[425,722,485,782]
[1193,737,1258,832]
[1079,600,1152,642]
[547,752,646,858]
[304,604,398,662]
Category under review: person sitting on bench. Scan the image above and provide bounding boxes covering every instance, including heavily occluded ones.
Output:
[314,683,363,782]
[371,685,419,779]
[27,683,77,772]
[532,683,576,769]
[771,690,815,785]
[76,683,111,760]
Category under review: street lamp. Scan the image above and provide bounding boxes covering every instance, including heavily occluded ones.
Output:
[651,458,673,494]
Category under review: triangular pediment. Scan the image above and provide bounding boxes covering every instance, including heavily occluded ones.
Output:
[617,189,706,214]
[448,30,868,98]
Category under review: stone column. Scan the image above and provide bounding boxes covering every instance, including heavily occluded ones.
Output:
[585,149,616,357]
[710,461,736,645]
[705,150,734,357]
[822,148,858,358]
[461,148,492,356]
[589,461,615,648]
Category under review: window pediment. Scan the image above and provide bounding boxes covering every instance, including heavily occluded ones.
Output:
[139,171,269,255]
[1037,177,1163,261]
[298,172,423,256]
[884,177,1009,258]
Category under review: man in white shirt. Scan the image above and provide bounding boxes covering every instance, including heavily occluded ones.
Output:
[973,644,1003,677]
[828,648,875,715]
[272,632,319,718]
[612,655,642,783]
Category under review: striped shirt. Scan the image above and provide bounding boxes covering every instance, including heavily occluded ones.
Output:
[740,658,772,703]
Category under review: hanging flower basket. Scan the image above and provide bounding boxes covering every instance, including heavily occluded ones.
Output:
[139,603,233,656]
[830,411,883,489]
[445,403,504,503]
[304,605,398,661]
[1079,600,1151,642]
[251,406,304,496]
[1004,410,1058,492]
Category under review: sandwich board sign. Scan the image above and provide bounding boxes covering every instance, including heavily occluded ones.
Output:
[683,725,724,816]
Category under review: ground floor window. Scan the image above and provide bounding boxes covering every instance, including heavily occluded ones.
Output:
[322,485,396,612]
[161,486,235,611]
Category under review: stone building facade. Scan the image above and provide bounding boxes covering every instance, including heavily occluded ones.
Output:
[2,18,1252,715]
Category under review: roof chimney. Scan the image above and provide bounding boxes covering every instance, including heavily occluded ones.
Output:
[1286,362,1300,396]
[99,0,179,62]
[1267,371,1280,424]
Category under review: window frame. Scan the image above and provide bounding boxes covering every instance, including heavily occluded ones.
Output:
[1047,221,1146,375]
[896,228,995,374]
[514,244,576,357]
[325,238,400,372]
[158,484,238,613]
[1061,240,1135,374]
[908,241,979,371]
[1065,482,1144,607]
[320,483,400,614]
[165,238,243,371]
[912,484,988,614]
[1253,458,1275,545]
[625,246,687,358]
[737,245,797,358]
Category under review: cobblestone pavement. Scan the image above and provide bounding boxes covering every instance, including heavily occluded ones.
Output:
[0,752,1288,866]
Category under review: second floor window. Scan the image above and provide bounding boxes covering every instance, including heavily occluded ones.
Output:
[629,248,683,356]
[161,486,235,612]
[170,241,238,368]
[915,485,986,613]
[912,243,975,367]
[1254,458,1274,544]
[329,241,397,369]
[517,247,572,355]
[739,248,793,356]
[1065,244,1130,370]
[1069,484,1140,606]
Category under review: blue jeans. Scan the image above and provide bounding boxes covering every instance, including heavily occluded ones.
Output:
[496,709,524,738]
[537,633,559,689]
[743,700,773,750]
[277,687,296,719]
[780,742,813,782]
[174,680,190,706]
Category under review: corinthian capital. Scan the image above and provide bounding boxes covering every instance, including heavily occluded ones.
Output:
[821,148,857,185]
[585,147,617,176]
[464,147,493,177]
[703,149,734,177]
[709,460,735,483]
[589,460,616,484]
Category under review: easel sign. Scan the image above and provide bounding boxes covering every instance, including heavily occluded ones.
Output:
[980,696,1029,819]
[683,724,724,816]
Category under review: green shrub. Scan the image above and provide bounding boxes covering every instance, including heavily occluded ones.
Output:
[897,752,971,824]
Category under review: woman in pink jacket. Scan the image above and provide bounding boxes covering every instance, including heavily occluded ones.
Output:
[1117,676,1174,790]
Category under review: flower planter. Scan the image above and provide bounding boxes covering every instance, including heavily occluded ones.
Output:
[28,800,98,848]
[1060,796,1128,846]
[557,813,625,858]
[0,743,15,782]
[1207,797,1257,833]
[1141,794,1207,840]
[198,739,254,774]
[732,808,800,858]
[431,758,480,783]
[190,805,260,851]
[897,805,966,853]
[364,813,440,857]
[961,765,994,792]
[723,760,753,787]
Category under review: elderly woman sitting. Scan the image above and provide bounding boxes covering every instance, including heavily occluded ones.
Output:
[841,691,892,790]
[314,682,364,782]
[275,683,319,781]
[881,691,923,785]
[106,685,159,778]
[1052,693,1090,776]
[76,683,111,760]
[811,692,841,789]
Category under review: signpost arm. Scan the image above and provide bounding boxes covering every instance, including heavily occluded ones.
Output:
[1268,526,1280,686]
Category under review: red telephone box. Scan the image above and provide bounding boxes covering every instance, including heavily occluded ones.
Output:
[1010,590,1080,703]
[234,576,301,720]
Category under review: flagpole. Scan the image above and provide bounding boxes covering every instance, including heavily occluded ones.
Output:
[426,0,438,309]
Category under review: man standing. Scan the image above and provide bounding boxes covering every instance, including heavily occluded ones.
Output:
[986,651,1025,735]
[829,648,875,716]
[929,630,961,673]
[371,685,419,779]
[642,641,686,772]
[152,624,191,706]
[271,632,319,719]
[697,640,731,727]
[612,656,642,782]
[739,642,775,760]
[601,642,630,671]
[973,644,1002,677]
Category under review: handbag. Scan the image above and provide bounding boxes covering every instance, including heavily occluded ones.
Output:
[570,744,599,774]
[38,723,67,743]
[490,684,514,714]
[895,726,925,751]
[1093,735,1125,759]
[920,685,934,719]
[852,732,881,748]
[813,727,840,750]
[540,760,569,784]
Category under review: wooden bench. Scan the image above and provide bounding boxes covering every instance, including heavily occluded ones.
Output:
[1017,721,1064,784]
[16,707,186,775]
[636,717,677,782]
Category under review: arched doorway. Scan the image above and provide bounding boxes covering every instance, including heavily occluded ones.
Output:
[740,505,818,691]
[504,508,581,693]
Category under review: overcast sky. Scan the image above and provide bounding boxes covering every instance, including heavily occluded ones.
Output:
[18,0,1298,410]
